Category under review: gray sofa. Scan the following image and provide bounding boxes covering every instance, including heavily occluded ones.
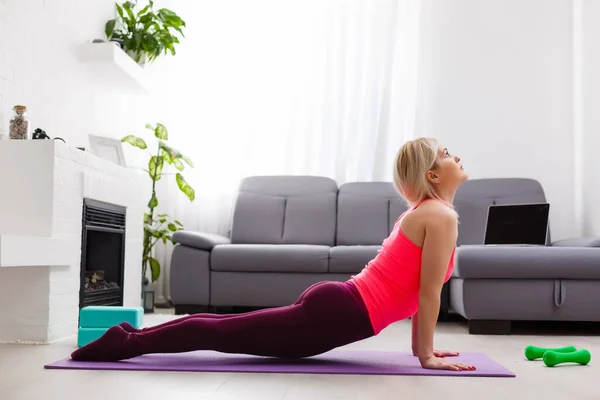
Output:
[170,176,407,311]
[450,179,600,334]
[170,175,600,334]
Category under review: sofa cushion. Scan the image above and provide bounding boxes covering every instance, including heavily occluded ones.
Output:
[329,246,380,273]
[336,182,408,245]
[454,178,550,246]
[454,245,600,279]
[230,176,338,246]
[211,244,330,273]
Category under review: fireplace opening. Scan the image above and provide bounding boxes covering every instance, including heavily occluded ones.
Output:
[79,199,126,309]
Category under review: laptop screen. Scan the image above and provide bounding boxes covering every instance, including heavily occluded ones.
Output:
[483,203,550,245]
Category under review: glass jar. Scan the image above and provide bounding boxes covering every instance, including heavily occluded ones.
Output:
[9,105,30,140]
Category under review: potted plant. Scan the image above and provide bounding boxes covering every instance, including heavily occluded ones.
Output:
[121,123,195,291]
[105,0,186,65]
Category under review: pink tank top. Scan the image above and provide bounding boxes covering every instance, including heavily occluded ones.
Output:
[349,199,456,335]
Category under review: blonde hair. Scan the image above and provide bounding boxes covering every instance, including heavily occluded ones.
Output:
[393,137,443,206]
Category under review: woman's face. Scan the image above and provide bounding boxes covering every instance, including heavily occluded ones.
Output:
[428,145,468,189]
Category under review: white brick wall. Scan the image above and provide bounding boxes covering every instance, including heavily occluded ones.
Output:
[0,266,50,343]
[0,140,146,343]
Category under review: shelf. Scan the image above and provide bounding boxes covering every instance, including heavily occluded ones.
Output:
[0,235,77,267]
[77,42,150,95]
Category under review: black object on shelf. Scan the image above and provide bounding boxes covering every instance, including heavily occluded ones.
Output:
[32,127,66,143]
[32,128,50,139]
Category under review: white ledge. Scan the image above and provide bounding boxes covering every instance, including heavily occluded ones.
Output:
[77,42,150,95]
[0,235,76,267]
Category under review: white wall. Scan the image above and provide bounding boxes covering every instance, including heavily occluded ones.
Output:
[417,0,576,240]
[1,0,597,243]
[581,0,600,236]
[0,0,155,146]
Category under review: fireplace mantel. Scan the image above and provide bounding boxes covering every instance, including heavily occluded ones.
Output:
[0,140,146,343]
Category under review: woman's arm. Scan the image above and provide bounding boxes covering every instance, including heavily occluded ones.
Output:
[415,210,457,365]
[411,311,418,356]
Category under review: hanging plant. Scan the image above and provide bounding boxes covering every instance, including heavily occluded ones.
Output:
[105,0,186,65]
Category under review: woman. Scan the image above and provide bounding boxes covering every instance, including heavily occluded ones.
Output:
[72,137,475,372]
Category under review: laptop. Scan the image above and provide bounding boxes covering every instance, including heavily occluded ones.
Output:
[483,203,550,246]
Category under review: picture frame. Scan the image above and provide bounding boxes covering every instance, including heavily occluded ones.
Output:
[88,134,127,167]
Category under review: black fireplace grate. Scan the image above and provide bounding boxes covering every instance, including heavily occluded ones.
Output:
[82,287,122,307]
[85,204,126,230]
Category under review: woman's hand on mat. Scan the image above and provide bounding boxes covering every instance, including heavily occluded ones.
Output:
[412,349,458,357]
[420,355,475,371]
[433,349,459,357]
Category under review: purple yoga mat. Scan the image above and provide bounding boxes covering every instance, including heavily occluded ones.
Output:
[44,350,515,377]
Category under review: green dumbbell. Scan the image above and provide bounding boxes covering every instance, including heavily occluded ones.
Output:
[543,349,591,367]
[524,345,577,361]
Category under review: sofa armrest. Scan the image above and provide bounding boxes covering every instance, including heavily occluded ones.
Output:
[173,231,231,250]
[170,244,211,306]
[551,237,600,248]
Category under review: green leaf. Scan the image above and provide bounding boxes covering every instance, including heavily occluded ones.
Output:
[158,8,176,17]
[148,256,161,282]
[168,223,178,232]
[121,135,147,149]
[124,2,136,22]
[175,220,184,227]
[148,155,164,181]
[159,142,193,169]
[157,213,168,217]
[155,123,168,140]
[151,229,164,238]
[181,154,194,168]
[116,3,125,20]
[173,158,184,171]
[160,148,174,165]
[139,12,151,24]
[105,19,116,39]
[137,4,151,16]
[148,194,158,209]
[134,32,142,49]
[176,173,195,201]
[159,142,175,160]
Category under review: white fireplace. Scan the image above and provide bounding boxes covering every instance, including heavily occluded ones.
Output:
[0,140,146,343]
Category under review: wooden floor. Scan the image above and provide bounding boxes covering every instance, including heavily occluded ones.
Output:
[1,313,598,400]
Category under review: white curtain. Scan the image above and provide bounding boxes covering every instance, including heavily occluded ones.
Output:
[145,0,422,304]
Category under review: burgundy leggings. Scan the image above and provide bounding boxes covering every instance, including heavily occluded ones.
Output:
[72,280,375,361]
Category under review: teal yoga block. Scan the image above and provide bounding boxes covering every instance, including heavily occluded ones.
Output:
[77,327,108,347]
[79,306,144,329]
